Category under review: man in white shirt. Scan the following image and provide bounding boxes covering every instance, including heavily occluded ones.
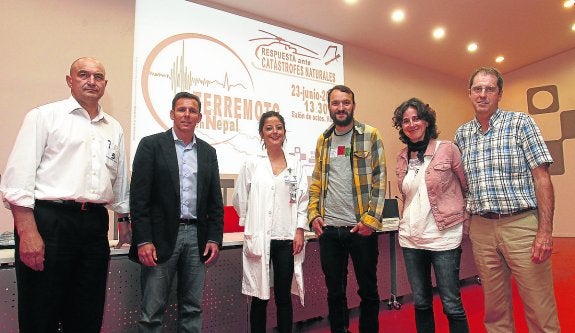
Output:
[0,57,130,333]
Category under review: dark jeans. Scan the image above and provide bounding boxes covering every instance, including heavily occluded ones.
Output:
[402,246,469,333]
[15,200,110,333]
[250,239,295,333]
[319,226,379,333]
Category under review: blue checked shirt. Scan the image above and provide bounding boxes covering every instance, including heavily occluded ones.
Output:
[454,109,552,215]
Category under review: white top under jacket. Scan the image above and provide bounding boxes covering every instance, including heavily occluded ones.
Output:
[232,150,309,305]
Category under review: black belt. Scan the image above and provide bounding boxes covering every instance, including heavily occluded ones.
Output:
[179,218,197,225]
[36,199,105,211]
[479,208,533,220]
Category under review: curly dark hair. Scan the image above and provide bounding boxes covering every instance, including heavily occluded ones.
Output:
[391,97,439,144]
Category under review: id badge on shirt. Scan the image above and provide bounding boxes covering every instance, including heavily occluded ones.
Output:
[330,145,350,158]
[106,139,119,165]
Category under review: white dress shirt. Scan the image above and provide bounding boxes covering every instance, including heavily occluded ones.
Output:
[0,96,129,213]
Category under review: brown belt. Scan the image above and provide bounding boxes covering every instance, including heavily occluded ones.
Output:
[479,208,533,220]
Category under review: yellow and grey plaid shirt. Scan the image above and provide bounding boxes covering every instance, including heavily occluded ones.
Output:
[308,120,387,230]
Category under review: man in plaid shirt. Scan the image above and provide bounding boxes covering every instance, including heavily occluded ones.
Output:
[308,85,386,333]
[455,67,560,333]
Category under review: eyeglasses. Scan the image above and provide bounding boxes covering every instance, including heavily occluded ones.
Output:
[401,117,422,126]
[470,86,498,95]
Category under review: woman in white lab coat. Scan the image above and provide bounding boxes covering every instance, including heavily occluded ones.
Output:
[233,111,308,333]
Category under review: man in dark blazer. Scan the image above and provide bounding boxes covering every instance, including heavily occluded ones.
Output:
[129,91,224,333]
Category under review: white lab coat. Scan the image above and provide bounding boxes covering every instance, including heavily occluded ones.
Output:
[232,151,309,305]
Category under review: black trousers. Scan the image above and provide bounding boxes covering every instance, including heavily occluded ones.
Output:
[319,226,380,333]
[15,200,110,333]
[250,239,295,333]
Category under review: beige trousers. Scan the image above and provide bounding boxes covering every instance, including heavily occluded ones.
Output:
[469,210,561,333]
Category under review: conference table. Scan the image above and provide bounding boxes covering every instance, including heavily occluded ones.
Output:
[0,222,478,332]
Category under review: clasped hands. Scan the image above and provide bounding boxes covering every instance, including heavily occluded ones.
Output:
[311,217,374,237]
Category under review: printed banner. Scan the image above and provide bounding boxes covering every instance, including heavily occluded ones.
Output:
[132,0,344,174]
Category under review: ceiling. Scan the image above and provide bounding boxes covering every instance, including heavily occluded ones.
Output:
[198,0,575,79]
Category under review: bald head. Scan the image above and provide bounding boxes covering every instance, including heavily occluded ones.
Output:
[66,57,108,117]
[70,57,106,76]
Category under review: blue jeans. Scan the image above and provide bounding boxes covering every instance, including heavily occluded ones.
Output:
[138,224,206,333]
[402,246,469,333]
[319,226,379,333]
[250,239,294,333]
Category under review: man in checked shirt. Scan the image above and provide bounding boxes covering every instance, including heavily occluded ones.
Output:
[455,67,560,333]
[308,85,386,333]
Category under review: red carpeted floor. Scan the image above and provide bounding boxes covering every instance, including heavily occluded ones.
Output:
[295,237,574,332]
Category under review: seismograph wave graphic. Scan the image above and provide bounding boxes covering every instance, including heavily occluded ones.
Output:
[149,41,247,94]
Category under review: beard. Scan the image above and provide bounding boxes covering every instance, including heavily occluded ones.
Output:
[330,109,354,127]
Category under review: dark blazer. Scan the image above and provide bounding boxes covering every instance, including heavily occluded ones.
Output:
[129,129,224,264]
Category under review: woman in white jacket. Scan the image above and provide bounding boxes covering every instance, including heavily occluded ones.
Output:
[233,111,309,333]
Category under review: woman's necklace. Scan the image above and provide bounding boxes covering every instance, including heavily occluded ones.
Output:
[408,157,423,175]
